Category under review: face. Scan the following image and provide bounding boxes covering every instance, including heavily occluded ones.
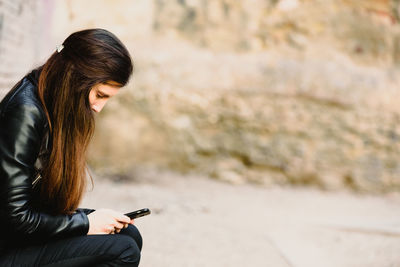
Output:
[88,81,121,113]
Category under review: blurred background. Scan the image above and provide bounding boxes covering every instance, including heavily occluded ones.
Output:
[1,0,400,266]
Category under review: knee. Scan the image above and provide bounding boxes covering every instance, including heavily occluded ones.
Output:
[121,224,143,251]
[112,235,141,266]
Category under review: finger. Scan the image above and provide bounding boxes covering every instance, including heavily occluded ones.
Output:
[113,221,124,230]
[124,223,128,228]
[115,228,121,233]
[116,215,131,224]
[130,219,135,225]
[106,226,115,234]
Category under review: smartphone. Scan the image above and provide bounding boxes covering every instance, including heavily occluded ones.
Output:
[124,208,151,219]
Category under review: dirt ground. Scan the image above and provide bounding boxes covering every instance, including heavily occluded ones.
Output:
[81,170,400,267]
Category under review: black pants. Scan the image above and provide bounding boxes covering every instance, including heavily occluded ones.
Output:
[0,224,142,266]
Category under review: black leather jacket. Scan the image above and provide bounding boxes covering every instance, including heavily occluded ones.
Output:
[0,69,90,251]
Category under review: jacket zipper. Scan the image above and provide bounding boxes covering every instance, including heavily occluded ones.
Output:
[32,173,42,187]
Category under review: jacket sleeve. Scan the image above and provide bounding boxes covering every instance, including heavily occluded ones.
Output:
[0,103,90,241]
[76,208,96,215]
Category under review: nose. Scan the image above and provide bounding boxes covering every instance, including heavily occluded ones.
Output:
[92,102,106,113]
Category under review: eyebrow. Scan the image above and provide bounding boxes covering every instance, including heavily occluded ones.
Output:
[104,81,123,87]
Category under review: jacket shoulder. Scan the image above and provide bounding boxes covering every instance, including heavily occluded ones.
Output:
[0,73,47,128]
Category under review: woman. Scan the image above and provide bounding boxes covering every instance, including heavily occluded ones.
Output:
[0,28,142,266]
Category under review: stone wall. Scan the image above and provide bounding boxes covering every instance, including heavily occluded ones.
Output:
[0,0,51,99]
[88,39,400,193]
[153,0,400,63]
[84,0,400,192]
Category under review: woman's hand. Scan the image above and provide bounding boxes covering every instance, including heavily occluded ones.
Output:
[87,209,133,235]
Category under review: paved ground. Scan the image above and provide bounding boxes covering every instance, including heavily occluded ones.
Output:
[81,170,400,267]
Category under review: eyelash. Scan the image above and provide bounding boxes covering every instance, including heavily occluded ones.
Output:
[96,94,106,99]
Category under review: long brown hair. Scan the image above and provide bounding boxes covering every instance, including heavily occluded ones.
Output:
[37,29,133,214]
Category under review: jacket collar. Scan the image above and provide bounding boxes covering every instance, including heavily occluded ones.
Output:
[26,67,42,88]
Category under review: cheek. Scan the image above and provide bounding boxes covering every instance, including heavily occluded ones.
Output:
[88,92,97,106]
